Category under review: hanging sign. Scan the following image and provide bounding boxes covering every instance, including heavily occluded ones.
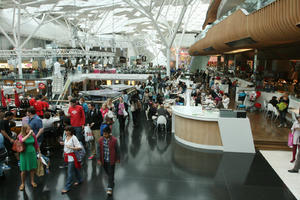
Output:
[38,83,46,90]
[16,82,23,89]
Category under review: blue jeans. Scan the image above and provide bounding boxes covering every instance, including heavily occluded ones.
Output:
[37,134,44,147]
[0,161,4,176]
[73,127,84,144]
[64,161,83,191]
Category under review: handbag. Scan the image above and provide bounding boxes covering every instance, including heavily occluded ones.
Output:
[12,139,25,152]
[0,148,8,162]
[123,109,128,117]
[288,131,294,147]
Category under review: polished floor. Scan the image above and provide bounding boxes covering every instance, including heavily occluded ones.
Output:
[261,150,300,200]
[0,113,296,200]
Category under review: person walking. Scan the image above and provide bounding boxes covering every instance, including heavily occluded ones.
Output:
[0,132,6,179]
[18,124,41,191]
[86,102,102,160]
[0,111,15,170]
[97,126,120,195]
[115,97,128,134]
[290,116,300,163]
[61,126,83,194]
[27,108,43,146]
[68,98,85,144]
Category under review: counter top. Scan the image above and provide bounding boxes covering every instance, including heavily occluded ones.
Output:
[172,106,219,121]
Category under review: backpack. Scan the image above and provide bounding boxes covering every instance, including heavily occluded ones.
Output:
[277,102,287,111]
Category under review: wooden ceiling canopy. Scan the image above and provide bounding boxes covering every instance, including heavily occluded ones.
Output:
[202,0,222,30]
[189,0,300,56]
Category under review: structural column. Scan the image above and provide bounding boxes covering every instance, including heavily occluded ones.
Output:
[175,48,179,70]
[166,48,171,77]
[253,49,258,73]
[17,5,23,78]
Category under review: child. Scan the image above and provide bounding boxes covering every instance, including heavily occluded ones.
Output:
[97,127,120,195]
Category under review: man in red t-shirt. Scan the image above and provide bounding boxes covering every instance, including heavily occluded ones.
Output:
[68,98,85,143]
[33,95,44,118]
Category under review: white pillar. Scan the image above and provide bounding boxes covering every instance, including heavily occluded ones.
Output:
[17,5,22,79]
[166,48,171,77]
[253,49,258,73]
[17,49,22,78]
[175,48,179,70]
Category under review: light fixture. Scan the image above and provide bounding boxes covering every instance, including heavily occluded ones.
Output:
[223,48,253,54]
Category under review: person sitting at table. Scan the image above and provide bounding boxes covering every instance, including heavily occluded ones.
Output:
[269,96,278,107]
[194,89,202,106]
[148,102,158,121]
[222,93,230,109]
[157,104,171,119]
[175,96,184,105]
[204,94,215,105]
[278,93,289,128]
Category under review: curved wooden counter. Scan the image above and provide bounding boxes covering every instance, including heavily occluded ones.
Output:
[172,106,223,151]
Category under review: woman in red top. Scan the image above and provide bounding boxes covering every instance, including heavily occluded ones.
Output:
[100,103,109,118]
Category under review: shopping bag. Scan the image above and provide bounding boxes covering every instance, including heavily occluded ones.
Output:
[288,132,294,148]
[36,158,45,177]
[84,126,94,142]
[123,109,128,117]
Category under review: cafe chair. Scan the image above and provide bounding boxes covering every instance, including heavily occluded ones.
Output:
[263,100,268,116]
[292,111,297,123]
[271,106,279,121]
[267,103,274,118]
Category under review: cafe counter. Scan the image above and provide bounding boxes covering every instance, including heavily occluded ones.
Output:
[172,106,255,153]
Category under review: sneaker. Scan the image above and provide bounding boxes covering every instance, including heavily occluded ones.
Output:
[59,164,67,169]
[288,169,298,173]
[2,164,11,170]
[278,124,283,128]
[88,155,95,160]
[106,189,112,195]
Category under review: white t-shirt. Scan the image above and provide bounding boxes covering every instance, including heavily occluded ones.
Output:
[64,135,81,162]
[222,97,230,109]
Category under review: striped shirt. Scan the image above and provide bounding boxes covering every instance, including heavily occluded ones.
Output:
[103,138,110,162]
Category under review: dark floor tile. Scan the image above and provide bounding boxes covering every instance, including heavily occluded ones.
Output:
[0,113,297,200]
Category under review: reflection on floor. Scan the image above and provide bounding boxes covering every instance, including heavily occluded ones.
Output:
[261,150,300,200]
[0,114,296,200]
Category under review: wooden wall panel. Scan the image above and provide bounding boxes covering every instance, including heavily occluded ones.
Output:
[189,0,300,56]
